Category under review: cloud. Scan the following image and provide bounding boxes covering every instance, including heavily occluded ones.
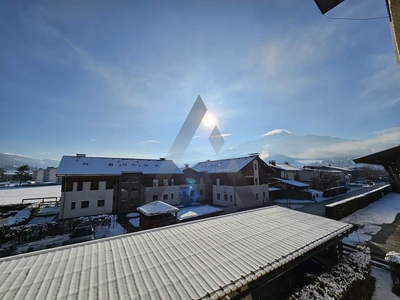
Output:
[210,133,231,138]
[292,127,400,159]
[262,129,292,137]
[140,140,160,144]
[90,139,97,142]
[382,98,400,108]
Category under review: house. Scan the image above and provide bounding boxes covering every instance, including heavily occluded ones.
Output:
[299,165,350,189]
[180,164,207,205]
[191,155,277,209]
[56,154,183,219]
[33,167,59,183]
[267,161,302,181]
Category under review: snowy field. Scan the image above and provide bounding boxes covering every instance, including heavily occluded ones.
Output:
[0,185,61,205]
[341,192,400,245]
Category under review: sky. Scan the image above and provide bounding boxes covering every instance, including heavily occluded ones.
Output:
[1,0,399,163]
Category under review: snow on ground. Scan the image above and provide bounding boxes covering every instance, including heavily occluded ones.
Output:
[95,215,125,238]
[37,206,59,216]
[29,216,57,225]
[341,193,400,245]
[8,208,32,226]
[129,218,140,228]
[177,205,223,220]
[126,212,140,218]
[372,267,399,300]
[0,185,61,204]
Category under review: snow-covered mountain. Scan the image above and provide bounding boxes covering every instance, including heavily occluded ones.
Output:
[0,153,60,169]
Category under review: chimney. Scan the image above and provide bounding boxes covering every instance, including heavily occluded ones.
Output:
[184,164,190,168]
[76,154,86,157]
[269,160,276,166]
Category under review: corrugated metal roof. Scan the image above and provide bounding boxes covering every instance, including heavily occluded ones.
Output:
[56,156,183,176]
[0,206,352,300]
[191,156,255,174]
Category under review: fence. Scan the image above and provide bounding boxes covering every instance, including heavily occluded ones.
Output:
[325,185,392,220]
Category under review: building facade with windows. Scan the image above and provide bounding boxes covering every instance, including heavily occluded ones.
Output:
[191,155,277,209]
[33,167,59,183]
[56,155,183,219]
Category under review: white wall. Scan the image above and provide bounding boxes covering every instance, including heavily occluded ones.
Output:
[59,189,113,219]
[212,184,270,209]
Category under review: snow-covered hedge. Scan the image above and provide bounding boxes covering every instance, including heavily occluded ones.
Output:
[385,251,400,265]
[289,246,371,300]
[385,251,400,297]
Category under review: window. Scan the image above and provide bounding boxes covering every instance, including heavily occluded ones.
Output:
[83,182,91,191]
[73,182,78,192]
[153,179,158,187]
[217,193,221,200]
[254,163,257,170]
[171,193,174,200]
[71,202,76,210]
[254,178,258,185]
[190,190,194,196]
[171,179,174,186]
[163,194,168,200]
[99,181,106,190]
[163,179,168,186]
[98,199,105,207]
[153,195,158,201]
[255,193,259,200]
[230,195,233,202]
[224,194,228,201]
[216,178,220,185]
[200,189,204,196]
[81,201,89,209]
[263,192,266,198]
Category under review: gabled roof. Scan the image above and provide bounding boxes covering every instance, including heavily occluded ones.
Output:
[270,178,309,188]
[137,201,179,216]
[271,164,302,172]
[0,206,352,300]
[56,156,183,176]
[191,156,257,174]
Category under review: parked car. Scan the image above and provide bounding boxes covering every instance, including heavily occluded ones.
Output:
[69,225,95,244]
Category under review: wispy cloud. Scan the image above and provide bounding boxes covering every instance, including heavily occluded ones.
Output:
[90,139,97,142]
[210,133,231,138]
[140,140,160,144]
[382,98,400,108]
[291,127,400,159]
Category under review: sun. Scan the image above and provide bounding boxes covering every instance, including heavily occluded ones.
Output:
[202,112,217,129]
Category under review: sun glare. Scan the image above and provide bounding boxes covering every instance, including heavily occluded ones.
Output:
[202,113,217,129]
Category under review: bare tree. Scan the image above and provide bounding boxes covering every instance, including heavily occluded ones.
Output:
[311,171,338,190]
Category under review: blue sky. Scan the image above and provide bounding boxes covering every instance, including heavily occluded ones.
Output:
[1,0,399,162]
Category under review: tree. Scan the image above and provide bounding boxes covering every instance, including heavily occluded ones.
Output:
[0,168,4,181]
[13,165,30,185]
[311,171,339,191]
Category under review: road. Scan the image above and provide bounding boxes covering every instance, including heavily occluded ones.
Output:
[295,183,388,217]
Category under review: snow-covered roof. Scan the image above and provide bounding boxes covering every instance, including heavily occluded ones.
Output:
[137,201,179,216]
[272,164,302,171]
[191,156,256,174]
[56,156,183,176]
[177,205,223,220]
[272,178,309,188]
[0,206,352,300]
